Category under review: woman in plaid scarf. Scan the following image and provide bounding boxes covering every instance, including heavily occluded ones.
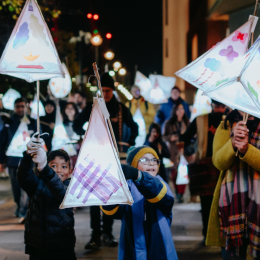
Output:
[206,109,260,260]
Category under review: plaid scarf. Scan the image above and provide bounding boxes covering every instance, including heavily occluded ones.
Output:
[219,123,260,256]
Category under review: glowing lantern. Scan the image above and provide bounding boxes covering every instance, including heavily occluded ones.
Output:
[30,95,45,119]
[0,0,64,82]
[176,155,189,185]
[176,17,258,92]
[52,104,77,156]
[203,34,260,118]
[60,97,134,208]
[2,88,21,110]
[190,90,212,122]
[134,71,176,104]
[0,0,64,133]
[6,116,31,157]
[49,63,72,98]
[133,108,146,147]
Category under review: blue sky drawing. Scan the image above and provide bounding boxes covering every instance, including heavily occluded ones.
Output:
[13,22,29,49]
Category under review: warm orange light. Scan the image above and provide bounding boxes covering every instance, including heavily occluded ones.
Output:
[87,13,92,19]
[106,33,112,39]
[93,14,99,20]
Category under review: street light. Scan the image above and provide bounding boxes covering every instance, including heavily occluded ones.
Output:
[90,35,103,46]
[109,70,115,77]
[118,68,126,76]
[104,51,115,60]
[113,61,122,70]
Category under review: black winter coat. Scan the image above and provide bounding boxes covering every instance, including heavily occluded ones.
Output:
[17,152,76,251]
[0,114,37,167]
[73,96,138,148]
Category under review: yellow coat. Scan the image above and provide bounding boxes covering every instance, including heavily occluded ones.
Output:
[126,98,156,133]
[206,121,260,248]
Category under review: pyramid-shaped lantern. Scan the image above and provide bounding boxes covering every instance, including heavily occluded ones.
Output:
[203,35,260,118]
[0,0,64,82]
[52,104,77,156]
[60,97,134,208]
[49,63,72,98]
[176,16,258,92]
[190,90,212,122]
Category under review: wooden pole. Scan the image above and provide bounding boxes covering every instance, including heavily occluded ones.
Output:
[92,62,120,156]
[251,0,259,46]
[37,80,40,133]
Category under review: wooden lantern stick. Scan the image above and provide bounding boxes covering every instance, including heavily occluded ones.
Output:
[92,62,119,156]
[37,80,40,133]
[236,1,259,155]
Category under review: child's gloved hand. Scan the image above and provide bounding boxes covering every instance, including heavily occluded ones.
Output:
[26,132,47,172]
[121,164,139,180]
[26,132,44,155]
[32,147,47,172]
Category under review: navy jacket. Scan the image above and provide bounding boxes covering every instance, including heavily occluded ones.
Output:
[17,152,76,251]
[101,172,178,260]
[0,114,37,167]
[155,97,190,131]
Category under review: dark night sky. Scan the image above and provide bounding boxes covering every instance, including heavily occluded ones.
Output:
[59,0,162,85]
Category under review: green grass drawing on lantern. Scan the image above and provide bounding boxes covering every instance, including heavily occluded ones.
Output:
[216,78,229,87]
[247,81,258,100]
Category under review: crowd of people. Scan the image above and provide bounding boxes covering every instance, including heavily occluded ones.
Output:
[0,71,259,260]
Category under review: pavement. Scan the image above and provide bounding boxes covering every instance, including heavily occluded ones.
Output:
[0,178,224,260]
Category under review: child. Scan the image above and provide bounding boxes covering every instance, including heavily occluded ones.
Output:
[101,145,178,260]
[17,133,76,260]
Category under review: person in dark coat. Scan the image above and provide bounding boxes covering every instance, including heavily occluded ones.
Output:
[0,97,37,220]
[101,146,178,260]
[17,135,76,260]
[155,86,190,131]
[40,99,56,152]
[76,73,138,250]
[144,123,171,183]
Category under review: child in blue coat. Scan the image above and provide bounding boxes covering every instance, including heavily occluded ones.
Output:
[17,134,76,260]
[101,145,178,260]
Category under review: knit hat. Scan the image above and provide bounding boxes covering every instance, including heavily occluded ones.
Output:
[101,72,115,90]
[126,145,159,168]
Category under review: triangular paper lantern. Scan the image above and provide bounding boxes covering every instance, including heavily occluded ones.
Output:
[135,71,174,104]
[60,97,134,208]
[203,35,260,118]
[0,0,64,82]
[149,74,176,102]
[2,88,21,110]
[6,116,30,157]
[190,90,212,122]
[133,108,146,147]
[176,16,258,92]
[52,105,77,156]
[49,63,72,98]
[30,94,45,119]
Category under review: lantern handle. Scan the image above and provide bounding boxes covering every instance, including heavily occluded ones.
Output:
[92,62,120,157]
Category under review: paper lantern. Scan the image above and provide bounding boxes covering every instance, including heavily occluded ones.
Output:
[60,97,133,208]
[0,0,64,82]
[52,105,77,156]
[176,155,189,185]
[203,35,260,118]
[49,63,72,98]
[134,71,175,104]
[2,88,21,110]
[176,16,258,92]
[6,116,30,157]
[133,108,146,147]
[30,95,45,119]
[190,90,212,122]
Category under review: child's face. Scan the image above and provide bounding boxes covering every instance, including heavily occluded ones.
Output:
[137,153,159,177]
[48,156,70,182]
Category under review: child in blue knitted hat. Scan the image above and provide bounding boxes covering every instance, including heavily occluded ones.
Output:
[101,145,178,260]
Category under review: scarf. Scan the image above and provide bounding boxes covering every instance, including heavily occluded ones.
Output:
[219,122,260,256]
